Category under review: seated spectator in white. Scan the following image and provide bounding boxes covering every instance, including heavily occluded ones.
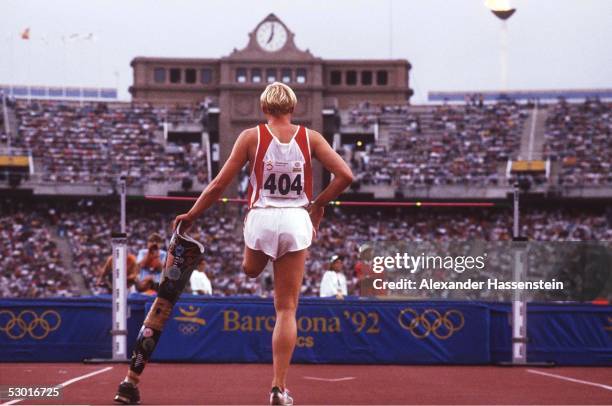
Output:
[319,255,348,299]
[190,258,212,295]
[137,233,167,285]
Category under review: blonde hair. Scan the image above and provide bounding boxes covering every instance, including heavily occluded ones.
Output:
[260,82,297,116]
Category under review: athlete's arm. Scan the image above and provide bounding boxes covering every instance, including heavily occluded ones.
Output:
[309,130,354,229]
[173,130,251,230]
[96,255,113,287]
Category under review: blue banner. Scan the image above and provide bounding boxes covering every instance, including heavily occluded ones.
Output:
[152,298,490,364]
[0,296,610,365]
[0,297,146,362]
[489,303,612,365]
[0,298,114,361]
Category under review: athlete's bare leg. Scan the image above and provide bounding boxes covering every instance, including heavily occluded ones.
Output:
[242,246,269,278]
[271,249,306,390]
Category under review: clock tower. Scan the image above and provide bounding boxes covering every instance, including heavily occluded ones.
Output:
[217,14,325,192]
[224,14,318,61]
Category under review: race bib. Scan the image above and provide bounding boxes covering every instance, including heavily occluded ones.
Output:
[261,160,304,198]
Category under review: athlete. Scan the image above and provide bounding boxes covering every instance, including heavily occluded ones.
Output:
[174,82,353,405]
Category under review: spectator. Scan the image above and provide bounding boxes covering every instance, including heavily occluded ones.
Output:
[190,258,212,295]
[138,276,158,296]
[137,233,167,286]
[96,252,140,293]
[319,255,348,299]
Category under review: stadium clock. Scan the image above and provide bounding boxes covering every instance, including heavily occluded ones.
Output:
[256,21,288,52]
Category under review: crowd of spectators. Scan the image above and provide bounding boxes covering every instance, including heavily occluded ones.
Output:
[544,98,612,186]
[345,101,394,128]
[1,198,609,299]
[7,97,612,189]
[346,98,611,189]
[0,203,77,298]
[12,101,207,185]
[347,99,527,187]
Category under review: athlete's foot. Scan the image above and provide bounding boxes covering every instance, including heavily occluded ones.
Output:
[269,386,293,405]
[114,381,140,405]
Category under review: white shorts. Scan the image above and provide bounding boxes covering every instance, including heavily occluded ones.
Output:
[244,207,313,260]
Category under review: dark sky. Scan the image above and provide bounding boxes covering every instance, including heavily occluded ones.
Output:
[1,0,611,102]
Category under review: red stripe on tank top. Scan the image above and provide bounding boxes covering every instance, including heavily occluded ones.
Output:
[249,124,273,208]
[295,126,313,202]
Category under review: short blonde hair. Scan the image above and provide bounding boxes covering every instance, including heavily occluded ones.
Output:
[260,82,297,116]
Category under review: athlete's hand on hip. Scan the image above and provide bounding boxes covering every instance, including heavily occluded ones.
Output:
[173,213,195,232]
[308,203,324,234]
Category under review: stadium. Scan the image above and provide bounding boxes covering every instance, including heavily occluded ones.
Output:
[0,1,611,405]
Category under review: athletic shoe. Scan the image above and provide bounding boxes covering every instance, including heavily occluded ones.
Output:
[270,386,293,405]
[113,381,140,405]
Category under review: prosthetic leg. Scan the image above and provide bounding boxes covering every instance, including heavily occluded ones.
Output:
[114,222,204,404]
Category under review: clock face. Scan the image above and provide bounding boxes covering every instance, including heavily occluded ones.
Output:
[256,21,288,52]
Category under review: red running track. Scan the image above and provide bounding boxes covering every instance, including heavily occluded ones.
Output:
[1,363,611,405]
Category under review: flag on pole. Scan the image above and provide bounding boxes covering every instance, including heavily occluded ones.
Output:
[20,28,30,40]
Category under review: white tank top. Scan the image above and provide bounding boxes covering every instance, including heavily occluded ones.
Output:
[247,124,313,208]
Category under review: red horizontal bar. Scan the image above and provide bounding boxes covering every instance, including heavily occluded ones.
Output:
[330,201,496,207]
[144,195,498,208]
[145,195,245,203]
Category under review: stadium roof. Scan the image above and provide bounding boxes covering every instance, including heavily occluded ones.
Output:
[0,85,117,101]
[429,88,612,102]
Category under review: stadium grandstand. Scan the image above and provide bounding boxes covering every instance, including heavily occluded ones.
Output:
[1,94,611,298]
[0,85,118,102]
[2,95,611,194]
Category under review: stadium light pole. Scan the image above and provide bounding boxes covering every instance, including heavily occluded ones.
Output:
[484,0,516,91]
[119,175,126,233]
[500,187,553,367]
[512,184,527,364]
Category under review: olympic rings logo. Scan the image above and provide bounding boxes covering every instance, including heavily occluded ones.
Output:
[398,308,464,340]
[0,310,61,340]
[175,305,205,336]
[178,323,199,335]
